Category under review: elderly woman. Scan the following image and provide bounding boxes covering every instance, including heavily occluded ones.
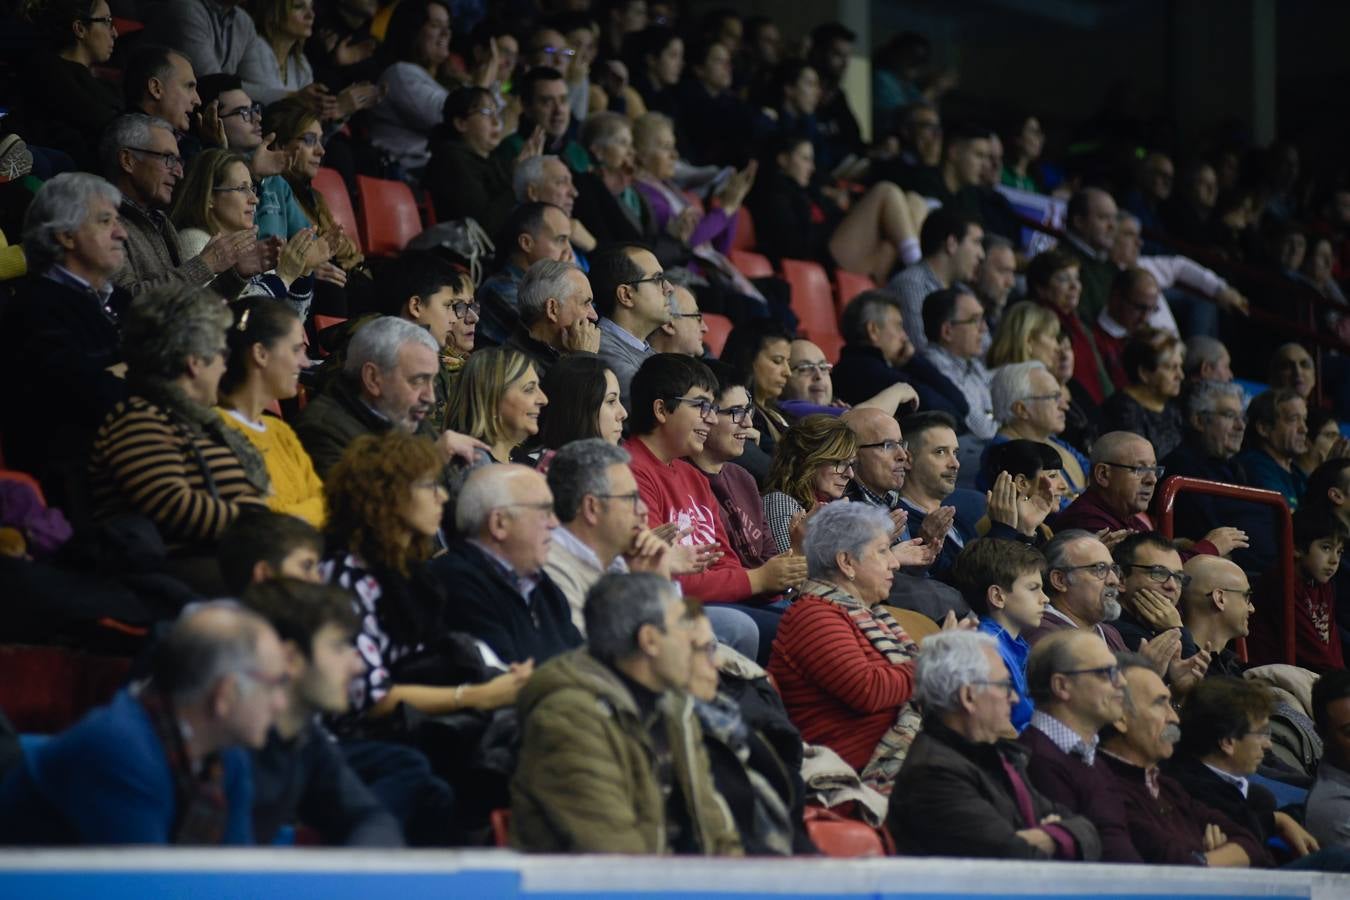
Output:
[88,286,270,590]
[1027,247,1111,405]
[986,360,1088,502]
[25,0,121,170]
[446,346,548,465]
[323,431,531,732]
[762,414,859,555]
[767,502,931,792]
[217,298,325,526]
[427,86,518,235]
[1100,328,1186,458]
[986,302,1061,370]
[170,149,328,317]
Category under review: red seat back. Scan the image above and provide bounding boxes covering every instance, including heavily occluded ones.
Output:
[0,645,132,733]
[834,269,877,316]
[703,312,734,357]
[731,205,757,251]
[312,168,359,250]
[729,249,773,279]
[803,807,887,857]
[781,258,842,347]
[356,174,423,256]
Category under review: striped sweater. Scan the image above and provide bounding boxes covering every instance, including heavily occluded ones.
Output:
[768,596,917,772]
[89,396,264,550]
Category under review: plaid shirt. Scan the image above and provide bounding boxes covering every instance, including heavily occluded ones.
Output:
[1030,710,1098,767]
[1101,748,1163,799]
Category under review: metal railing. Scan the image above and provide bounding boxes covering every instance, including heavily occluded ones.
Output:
[1152,476,1295,664]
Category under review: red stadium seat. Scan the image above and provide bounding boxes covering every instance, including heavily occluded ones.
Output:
[356,175,423,256]
[781,258,843,352]
[731,206,757,251]
[312,168,359,251]
[834,270,877,316]
[729,249,773,279]
[703,312,734,357]
[0,645,132,733]
[803,807,887,857]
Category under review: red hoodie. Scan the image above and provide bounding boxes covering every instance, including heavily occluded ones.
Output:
[624,436,753,602]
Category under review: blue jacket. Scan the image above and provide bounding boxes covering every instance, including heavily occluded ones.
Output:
[0,689,253,845]
[979,618,1033,733]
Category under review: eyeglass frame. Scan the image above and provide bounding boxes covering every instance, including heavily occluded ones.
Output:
[791,361,834,376]
[451,300,480,320]
[1216,585,1255,601]
[624,272,673,291]
[1053,562,1123,581]
[1098,461,1165,479]
[212,182,259,197]
[858,439,909,454]
[829,458,858,475]
[1058,664,1122,684]
[1019,393,1063,405]
[594,491,643,514]
[81,14,115,26]
[670,395,718,420]
[972,679,1017,699]
[220,102,264,123]
[716,403,754,425]
[1123,563,1192,588]
[126,146,185,171]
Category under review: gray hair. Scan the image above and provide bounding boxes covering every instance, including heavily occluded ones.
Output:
[512,154,556,203]
[121,286,232,381]
[21,173,122,273]
[547,439,631,523]
[580,111,632,154]
[1041,528,1097,581]
[518,258,582,327]
[151,601,273,704]
[100,113,174,180]
[1184,378,1243,420]
[454,464,539,536]
[802,501,893,578]
[1113,650,1155,715]
[914,630,998,715]
[585,572,682,664]
[1183,335,1228,377]
[841,289,904,345]
[982,233,1014,255]
[990,360,1048,424]
[1025,630,1091,703]
[343,315,438,378]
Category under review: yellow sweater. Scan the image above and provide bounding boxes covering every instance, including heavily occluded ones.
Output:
[218,408,325,527]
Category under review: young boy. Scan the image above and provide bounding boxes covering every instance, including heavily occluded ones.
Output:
[953,538,1050,733]
[241,578,404,846]
[219,510,324,595]
[1249,503,1345,672]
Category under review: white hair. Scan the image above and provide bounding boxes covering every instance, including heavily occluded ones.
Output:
[914,631,999,715]
[100,112,174,179]
[802,502,893,578]
[513,154,557,203]
[22,173,122,273]
[343,315,438,377]
[455,464,530,536]
[518,258,582,327]
[990,360,1049,425]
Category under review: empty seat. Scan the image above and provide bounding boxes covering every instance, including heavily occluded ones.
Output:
[703,312,734,357]
[355,174,423,256]
[834,269,877,316]
[781,258,842,350]
[803,807,887,857]
[729,249,773,279]
[312,168,359,250]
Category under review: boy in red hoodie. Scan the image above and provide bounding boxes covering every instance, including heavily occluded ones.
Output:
[623,354,807,652]
[1250,502,1345,672]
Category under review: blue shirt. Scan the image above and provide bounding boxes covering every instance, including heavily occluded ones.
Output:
[1235,447,1308,511]
[979,617,1034,733]
[0,689,254,845]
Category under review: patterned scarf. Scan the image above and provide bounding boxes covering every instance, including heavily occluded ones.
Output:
[800,577,924,794]
[134,681,230,844]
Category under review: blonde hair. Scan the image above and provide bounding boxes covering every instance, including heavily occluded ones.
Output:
[764,414,859,508]
[987,302,1060,369]
[169,149,249,235]
[251,0,308,71]
[632,111,674,154]
[446,346,534,449]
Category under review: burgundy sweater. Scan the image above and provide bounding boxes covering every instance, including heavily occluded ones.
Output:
[700,462,778,568]
[1052,490,1219,559]
[1248,571,1344,672]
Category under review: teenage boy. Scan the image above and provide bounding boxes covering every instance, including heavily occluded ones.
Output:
[241,578,404,846]
[1249,504,1346,672]
[953,538,1050,733]
[219,511,323,595]
[624,353,807,656]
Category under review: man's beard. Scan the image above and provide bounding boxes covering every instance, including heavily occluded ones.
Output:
[1101,588,1122,622]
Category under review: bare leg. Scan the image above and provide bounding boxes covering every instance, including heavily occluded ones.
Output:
[828,181,917,281]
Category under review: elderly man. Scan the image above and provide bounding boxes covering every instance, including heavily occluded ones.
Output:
[477,202,577,347]
[295,316,484,476]
[918,286,995,447]
[510,573,742,855]
[1094,268,1161,386]
[590,244,673,409]
[648,282,708,356]
[975,235,1017,348]
[1179,555,1256,678]
[2,174,129,502]
[1019,631,1139,861]
[888,208,985,354]
[432,465,582,665]
[1098,654,1270,866]
[888,631,1101,859]
[784,338,919,419]
[513,154,595,257]
[504,258,599,376]
[1308,670,1350,850]
[1236,389,1310,511]
[1025,529,1129,649]
[835,289,942,407]
[103,113,266,298]
[1184,336,1234,383]
[0,603,287,844]
[1062,187,1120,323]
[494,67,590,172]
[545,439,760,659]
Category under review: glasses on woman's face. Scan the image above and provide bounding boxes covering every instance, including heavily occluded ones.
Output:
[213,182,258,196]
[716,403,753,425]
[451,300,480,320]
[296,132,321,148]
[221,103,264,123]
[829,458,858,475]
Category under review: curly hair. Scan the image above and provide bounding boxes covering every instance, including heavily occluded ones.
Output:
[987,302,1060,368]
[445,346,535,449]
[323,432,442,574]
[169,148,250,234]
[121,286,232,381]
[764,413,858,507]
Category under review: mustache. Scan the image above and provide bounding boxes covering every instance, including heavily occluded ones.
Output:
[1160,724,1181,745]
[1102,594,1122,622]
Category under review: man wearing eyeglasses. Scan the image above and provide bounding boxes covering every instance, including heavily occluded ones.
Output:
[888,631,1102,860]
[648,282,709,357]
[590,245,675,410]
[1111,532,1212,693]
[1094,268,1161,386]
[104,113,272,299]
[783,339,920,421]
[0,603,287,844]
[1179,555,1255,679]
[1019,631,1140,861]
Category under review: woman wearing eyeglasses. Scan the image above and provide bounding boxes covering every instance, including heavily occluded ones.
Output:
[26,0,121,171]
[172,149,329,317]
[217,298,325,526]
[762,415,860,556]
[427,86,527,237]
[1100,328,1186,460]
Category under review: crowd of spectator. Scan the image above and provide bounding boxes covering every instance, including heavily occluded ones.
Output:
[3,0,1350,873]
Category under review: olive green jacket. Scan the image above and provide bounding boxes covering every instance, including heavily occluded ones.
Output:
[510,648,743,856]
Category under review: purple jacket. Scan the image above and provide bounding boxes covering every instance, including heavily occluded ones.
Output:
[634,180,737,253]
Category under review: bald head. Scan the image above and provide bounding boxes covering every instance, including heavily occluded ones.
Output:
[784,338,833,405]
[1181,554,1252,643]
[456,463,558,574]
[841,406,894,441]
[153,602,275,701]
[842,407,909,494]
